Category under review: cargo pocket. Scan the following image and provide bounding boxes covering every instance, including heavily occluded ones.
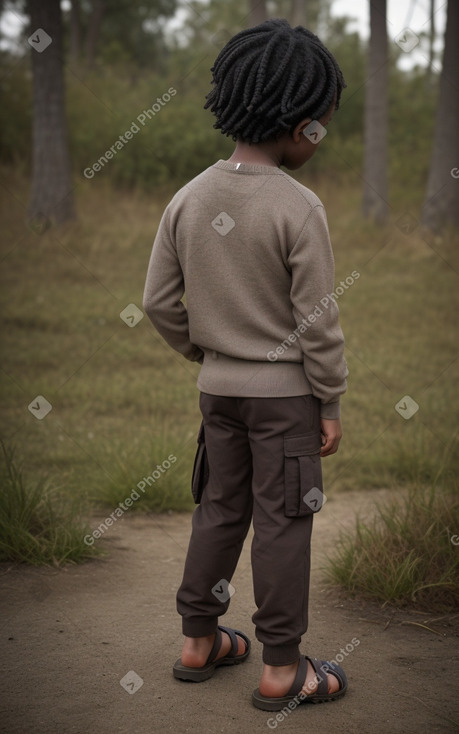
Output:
[191,421,209,504]
[283,432,324,517]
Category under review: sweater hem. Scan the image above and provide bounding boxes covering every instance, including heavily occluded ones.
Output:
[196,353,341,418]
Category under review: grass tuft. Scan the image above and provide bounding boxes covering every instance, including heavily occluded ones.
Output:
[0,441,100,566]
[325,483,459,612]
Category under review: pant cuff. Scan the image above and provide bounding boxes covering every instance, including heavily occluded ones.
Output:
[262,642,301,666]
[182,617,219,638]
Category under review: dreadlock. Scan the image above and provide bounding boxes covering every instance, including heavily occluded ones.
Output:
[204,19,346,144]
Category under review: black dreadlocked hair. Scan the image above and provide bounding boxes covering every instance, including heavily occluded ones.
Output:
[204,19,346,144]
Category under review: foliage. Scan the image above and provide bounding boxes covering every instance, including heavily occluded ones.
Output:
[0,441,99,565]
[0,29,440,199]
[325,483,459,612]
[0,52,32,165]
[0,0,442,194]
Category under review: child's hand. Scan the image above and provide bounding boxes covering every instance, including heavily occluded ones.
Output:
[320,418,342,457]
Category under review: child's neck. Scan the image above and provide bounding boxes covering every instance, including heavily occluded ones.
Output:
[227,141,282,168]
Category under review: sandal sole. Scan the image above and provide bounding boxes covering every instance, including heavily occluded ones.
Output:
[252,685,348,711]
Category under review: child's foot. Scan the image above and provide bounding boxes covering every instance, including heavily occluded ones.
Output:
[259,658,340,699]
[180,630,247,668]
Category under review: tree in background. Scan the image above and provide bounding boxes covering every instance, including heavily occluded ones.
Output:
[248,0,267,26]
[362,0,388,224]
[28,0,75,225]
[290,0,306,27]
[69,0,82,68]
[66,0,177,70]
[426,0,436,83]
[84,0,105,69]
[422,0,459,232]
[272,0,331,34]
[0,0,451,223]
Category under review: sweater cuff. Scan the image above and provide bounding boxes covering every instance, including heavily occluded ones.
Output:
[320,400,340,420]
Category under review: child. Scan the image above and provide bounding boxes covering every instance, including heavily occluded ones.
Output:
[143,18,349,712]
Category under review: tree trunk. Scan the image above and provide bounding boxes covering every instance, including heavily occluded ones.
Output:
[362,0,388,223]
[427,0,436,79]
[291,0,307,27]
[28,0,75,226]
[248,0,267,28]
[85,0,105,69]
[69,0,81,68]
[422,0,459,231]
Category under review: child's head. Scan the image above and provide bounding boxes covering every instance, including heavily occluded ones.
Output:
[205,19,346,146]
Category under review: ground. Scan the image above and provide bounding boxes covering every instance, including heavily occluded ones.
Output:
[1,489,458,734]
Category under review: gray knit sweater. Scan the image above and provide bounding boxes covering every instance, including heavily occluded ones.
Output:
[143,160,348,419]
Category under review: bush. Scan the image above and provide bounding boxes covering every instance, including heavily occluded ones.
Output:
[0,53,32,164]
[326,483,459,612]
[0,48,438,200]
[0,441,99,565]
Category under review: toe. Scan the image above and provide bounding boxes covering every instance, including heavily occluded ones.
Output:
[327,671,340,694]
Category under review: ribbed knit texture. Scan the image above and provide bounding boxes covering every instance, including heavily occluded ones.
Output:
[143,160,348,418]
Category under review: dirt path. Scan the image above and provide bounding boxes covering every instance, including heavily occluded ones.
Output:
[1,489,458,734]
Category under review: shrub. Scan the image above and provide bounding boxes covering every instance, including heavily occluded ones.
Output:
[326,483,459,612]
[0,441,99,565]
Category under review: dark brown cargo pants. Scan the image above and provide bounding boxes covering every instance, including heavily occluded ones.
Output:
[176,391,324,666]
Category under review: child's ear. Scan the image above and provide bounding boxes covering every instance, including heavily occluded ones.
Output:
[291,118,312,142]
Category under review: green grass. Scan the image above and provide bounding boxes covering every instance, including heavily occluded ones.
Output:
[92,430,196,512]
[1,167,458,580]
[0,441,99,565]
[325,483,459,612]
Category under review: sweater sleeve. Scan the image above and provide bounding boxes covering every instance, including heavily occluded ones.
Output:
[142,208,204,363]
[288,205,348,419]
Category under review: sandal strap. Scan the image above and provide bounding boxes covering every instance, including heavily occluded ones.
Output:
[217,625,238,658]
[204,625,249,665]
[286,655,308,697]
[308,657,330,697]
[205,627,222,665]
[320,659,347,690]
[286,655,333,698]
